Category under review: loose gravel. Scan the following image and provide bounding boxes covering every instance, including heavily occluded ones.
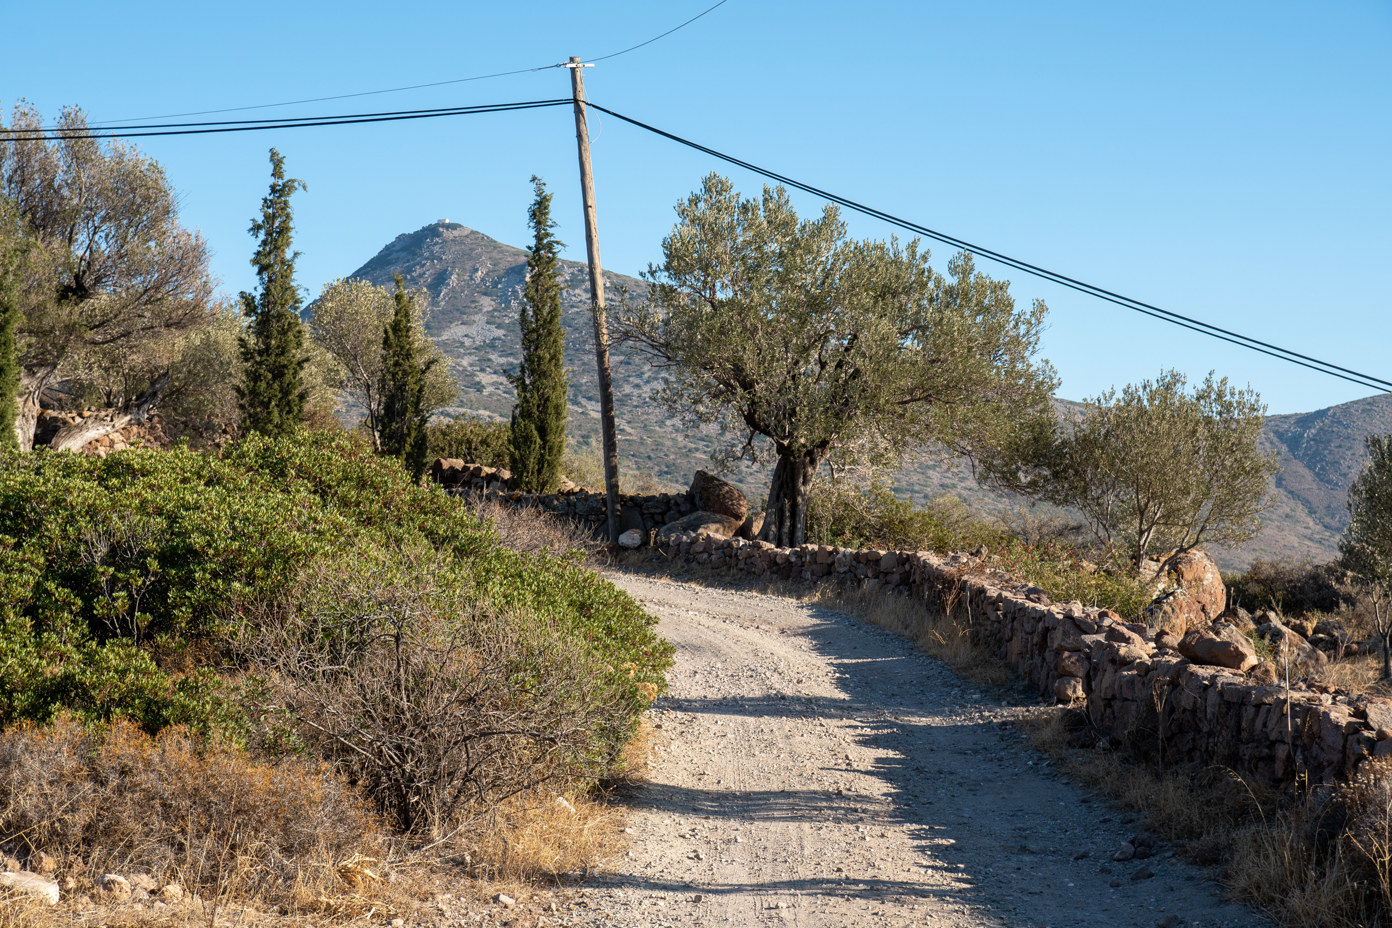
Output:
[556,573,1271,928]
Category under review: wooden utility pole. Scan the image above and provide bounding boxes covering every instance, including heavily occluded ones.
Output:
[565,55,621,545]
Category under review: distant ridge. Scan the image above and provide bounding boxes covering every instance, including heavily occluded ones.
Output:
[341,222,1391,569]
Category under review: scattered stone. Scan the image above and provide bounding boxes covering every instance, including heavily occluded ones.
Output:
[0,871,60,906]
[496,892,516,908]
[1113,843,1136,862]
[1179,623,1258,672]
[98,873,131,901]
[1131,866,1156,881]
[618,528,644,548]
[1054,676,1086,703]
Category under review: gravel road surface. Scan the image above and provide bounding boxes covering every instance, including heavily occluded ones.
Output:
[558,573,1270,928]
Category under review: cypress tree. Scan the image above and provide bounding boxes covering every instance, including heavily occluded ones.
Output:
[379,275,432,479]
[0,253,19,452]
[0,200,23,451]
[238,148,308,438]
[509,176,568,492]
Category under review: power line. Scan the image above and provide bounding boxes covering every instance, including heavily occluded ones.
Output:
[583,102,1392,395]
[76,0,732,127]
[5,90,1381,393]
[82,65,566,127]
[586,0,732,63]
[2,100,573,141]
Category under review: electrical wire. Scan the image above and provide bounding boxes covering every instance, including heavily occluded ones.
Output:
[83,65,565,127]
[585,0,732,63]
[75,0,732,127]
[4,90,1382,393]
[2,100,572,141]
[582,102,1392,395]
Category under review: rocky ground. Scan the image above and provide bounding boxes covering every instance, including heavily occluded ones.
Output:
[554,572,1272,928]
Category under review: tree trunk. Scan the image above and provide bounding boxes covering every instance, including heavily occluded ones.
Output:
[47,372,168,452]
[15,367,54,451]
[758,447,826,548]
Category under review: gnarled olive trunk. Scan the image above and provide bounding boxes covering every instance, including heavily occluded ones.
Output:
[758,447,827,548]
[14,367,54,451]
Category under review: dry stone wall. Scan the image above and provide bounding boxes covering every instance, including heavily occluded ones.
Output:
[433,462,1389,788]
[431,461,697,537]
[656,532,1392,788]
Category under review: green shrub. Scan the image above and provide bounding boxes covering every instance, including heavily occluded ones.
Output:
[246,542,647,835]
[426,414,510,467]
[807,481,1006,552]
[0,430,671,819]
[805,479,1149,617]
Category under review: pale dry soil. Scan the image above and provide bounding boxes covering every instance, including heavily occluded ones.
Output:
[559,573,1271,928]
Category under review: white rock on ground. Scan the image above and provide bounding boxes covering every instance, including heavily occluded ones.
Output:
[0,871,60,906]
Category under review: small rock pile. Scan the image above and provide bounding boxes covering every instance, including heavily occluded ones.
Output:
[0,853,184,910]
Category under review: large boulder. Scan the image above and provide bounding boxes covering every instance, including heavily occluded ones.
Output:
[737,510,765,540]
[657,511,743,543]
[689,471,748,522]
[1179,623,1259,672]
[1253,617,1327,670]
[1141,548,1226,636]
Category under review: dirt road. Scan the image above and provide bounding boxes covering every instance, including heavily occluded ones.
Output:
[558,573,1269,928]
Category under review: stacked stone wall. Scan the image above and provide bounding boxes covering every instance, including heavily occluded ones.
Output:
[432,462,696,537]
[655,533,1392,787]
[434,463,1390,787]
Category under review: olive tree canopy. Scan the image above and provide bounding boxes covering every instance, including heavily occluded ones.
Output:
[1010,369,1278,571]
[617,174,1058,546]
[1,103,213,450]
[309,276,456,448]
[1341,434,1392,679]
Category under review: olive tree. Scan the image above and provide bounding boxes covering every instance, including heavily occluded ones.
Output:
[1,103,213,450]
[309,276,455,448]
[1015,370,1277,572]
[618,174,1058,547]
[1341,434,1392,680]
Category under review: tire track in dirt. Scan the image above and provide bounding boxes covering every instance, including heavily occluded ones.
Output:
[558,573,1270,928]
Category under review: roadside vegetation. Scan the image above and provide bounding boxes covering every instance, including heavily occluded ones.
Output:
[0,431,670,918]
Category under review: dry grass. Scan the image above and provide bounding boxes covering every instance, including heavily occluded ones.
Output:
[0,716,380,909]
[1310,650,1392,696]
[460,790,622,883]
[800,583,1017,688]
[464,494,605,559]
[1020,707,1392,928]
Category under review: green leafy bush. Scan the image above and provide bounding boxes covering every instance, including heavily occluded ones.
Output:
[426,414,510,467]
[806,479,1149,617]
[0,431,671,820]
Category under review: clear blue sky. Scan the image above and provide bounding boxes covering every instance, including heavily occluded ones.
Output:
[4,0,1388,414]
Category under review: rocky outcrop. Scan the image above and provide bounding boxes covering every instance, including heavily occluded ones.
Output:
[1253,617,1327,670]
[689,470,748,522]
[1141,548,1226,636]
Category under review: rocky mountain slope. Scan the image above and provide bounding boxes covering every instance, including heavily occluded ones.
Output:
[340,221,1391,569]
